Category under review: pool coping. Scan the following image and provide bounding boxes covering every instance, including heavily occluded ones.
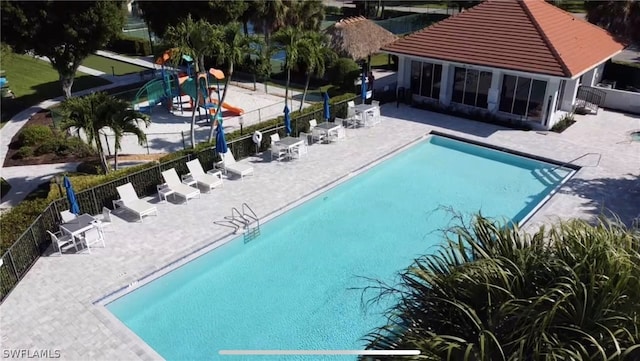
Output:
[91,130,578,360]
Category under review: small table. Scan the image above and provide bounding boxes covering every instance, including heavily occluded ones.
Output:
[276,136,304,158]
[157,184,175,203]
[353,104,380,126]
[314,122,341,142]
[60,214,98,250]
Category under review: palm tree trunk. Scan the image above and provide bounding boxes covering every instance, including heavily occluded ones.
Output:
[209,63,234,143]
[114,147,119,170]
[190,83,199,149]
[93,130,110,173]
[300,72,311,112]
[285,67,291,107]
[60,74,74,99]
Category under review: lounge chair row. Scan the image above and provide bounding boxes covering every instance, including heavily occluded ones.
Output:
[113,155,254,222]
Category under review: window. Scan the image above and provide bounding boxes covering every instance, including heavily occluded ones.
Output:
[410,61,442,99]
[452,67,492,108]
[410,61,421,95]
[556,80,566,111]
[498,74,548,119]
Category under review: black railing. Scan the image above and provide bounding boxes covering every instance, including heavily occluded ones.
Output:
[0,95,357,303]
[576,86,607,113]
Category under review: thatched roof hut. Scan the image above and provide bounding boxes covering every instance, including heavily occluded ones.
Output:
[325,16,398,61]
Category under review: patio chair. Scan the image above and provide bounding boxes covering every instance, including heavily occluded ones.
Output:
[161,168,201,204]
[115,183,158,222]
[345,107,360,128]
[270,133,287,161]
[309,119,326,143]
[60,210,76,223]
[47,230,77,256]
[219,151,254,180]
[79,227,105,254]
[186,159,223,193]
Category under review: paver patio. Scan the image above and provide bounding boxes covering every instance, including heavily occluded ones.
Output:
[1,105,638,360]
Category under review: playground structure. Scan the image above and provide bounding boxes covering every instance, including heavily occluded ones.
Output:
[133,49,244,122]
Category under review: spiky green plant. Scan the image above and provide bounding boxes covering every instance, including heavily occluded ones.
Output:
[363,215,640,361]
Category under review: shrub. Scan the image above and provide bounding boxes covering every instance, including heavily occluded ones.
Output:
[327,58,361,91]
[324,5,341,14]
[12,146,34,159]
[551,113,576,133]
[106,34,152,56]
[76,159,105,175]
[17,125,53,147]
[0,178,10,199]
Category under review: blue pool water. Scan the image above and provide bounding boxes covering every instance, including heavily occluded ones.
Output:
[107,135,572,360]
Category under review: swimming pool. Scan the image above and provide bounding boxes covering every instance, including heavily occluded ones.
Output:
[106,134,573,360]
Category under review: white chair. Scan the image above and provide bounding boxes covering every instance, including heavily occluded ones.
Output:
[345,107,360,128]
[347,101,355,108]
[47,230,77,256]
[115,183,158,222]
[219,151,254,180]
[309,119,326,143]
[60,210,76,223]
[309,119,318,130]
[186,159,223,193]
[270,133,287,161]
[91,207,112,238]
[299,131,312,145]
[372,100,380,107]
[79,227,105,254]
[161,168,201,204]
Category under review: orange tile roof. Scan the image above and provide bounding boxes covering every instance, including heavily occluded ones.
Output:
[382,0,625,77]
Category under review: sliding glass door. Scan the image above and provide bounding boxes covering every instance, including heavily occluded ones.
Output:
[499,74,547,120]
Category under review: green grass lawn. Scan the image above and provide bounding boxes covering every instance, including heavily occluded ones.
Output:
[81,55,147,76]
[0,53,111,122]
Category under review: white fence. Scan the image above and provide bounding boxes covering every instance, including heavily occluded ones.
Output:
[595,86,640,114]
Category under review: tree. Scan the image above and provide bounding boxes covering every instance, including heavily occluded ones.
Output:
[253,0,288,48]
[363,215,640,360]
[137,1,248,38]
[1,1,125,98]
[271,27,306,108]
[103,99,150,170]
[585,1,640,44]
[60,92,148,173]
[285,0,325,31]
[209,23,260,142]
[297,33,336,110]
[164,16,219,148]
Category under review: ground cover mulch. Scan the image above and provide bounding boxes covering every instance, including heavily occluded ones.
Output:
[3,110,165,167]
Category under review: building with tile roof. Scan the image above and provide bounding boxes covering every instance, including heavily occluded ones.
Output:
[382,0,625,129]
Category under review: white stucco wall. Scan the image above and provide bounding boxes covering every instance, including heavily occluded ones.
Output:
[596,86,640,114]
[392,54,614,129]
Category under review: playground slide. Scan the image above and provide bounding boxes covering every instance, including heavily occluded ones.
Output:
[180,77,211,109]
[210,99,245,116]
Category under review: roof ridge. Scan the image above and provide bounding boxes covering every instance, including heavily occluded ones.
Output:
[520,0,571,77]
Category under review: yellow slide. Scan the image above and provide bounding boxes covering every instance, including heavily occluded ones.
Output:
[210,99,245,116]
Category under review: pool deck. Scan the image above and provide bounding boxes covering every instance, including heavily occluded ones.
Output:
[1,106,639,360]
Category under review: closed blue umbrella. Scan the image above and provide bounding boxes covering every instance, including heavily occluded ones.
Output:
[283,104,292,135]
[63,176,80,215]
[361,64,368,102]
[215,120,228,154]
[323,92,330,122]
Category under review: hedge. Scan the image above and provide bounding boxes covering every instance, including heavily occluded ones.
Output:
[0,92,357,253]
[106,34,152,56]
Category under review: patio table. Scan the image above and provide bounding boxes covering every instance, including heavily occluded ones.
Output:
[314,122,341,143]
[60,213,97,251]
[276,136,304,158]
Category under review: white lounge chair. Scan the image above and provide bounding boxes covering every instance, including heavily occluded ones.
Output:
[115,183,158,222]
[219,151,254,180]
[161,168,201,204]
[186,159,223,193]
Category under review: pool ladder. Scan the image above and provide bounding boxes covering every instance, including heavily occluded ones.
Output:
[213,203,260,242]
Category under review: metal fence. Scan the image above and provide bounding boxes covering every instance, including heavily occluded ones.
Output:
[0,95,358,303]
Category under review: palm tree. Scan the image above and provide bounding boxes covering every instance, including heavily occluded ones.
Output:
[271,27,306,108]
[285,0,325,31]
[253,0,288,48]
[104,99,150,170]
[209,22,260,142]
[297,32,336,111]
[164,16,219,148]
[363,215,640,360]
[59,92,148,173]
